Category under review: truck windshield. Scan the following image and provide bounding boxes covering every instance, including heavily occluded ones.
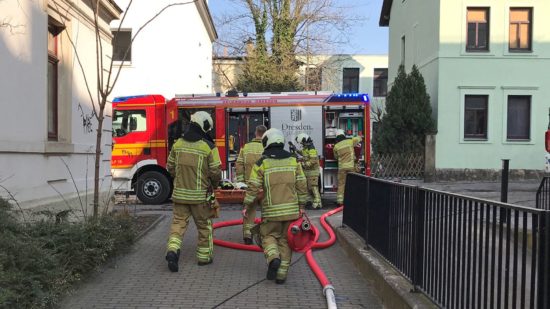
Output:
[113,109,147,137]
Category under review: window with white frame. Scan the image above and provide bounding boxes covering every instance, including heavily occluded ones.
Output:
[507,95,531,140]
[342,68,359,93]
[466,7,490,51]
[112,29,132,62]
[509,8,532,52]
[464,95,488,139]
[373,68,388,97]
[48,18,64,141]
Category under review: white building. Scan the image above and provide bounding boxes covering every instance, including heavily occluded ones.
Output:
[380,0,550,180]
[0,0,121,211]
[110,0,217,98]
[213,54,388,98]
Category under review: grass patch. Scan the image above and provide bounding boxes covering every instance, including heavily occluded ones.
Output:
[0,198,137,308]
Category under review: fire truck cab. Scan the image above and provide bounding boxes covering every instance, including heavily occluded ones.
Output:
[111,92,371,204]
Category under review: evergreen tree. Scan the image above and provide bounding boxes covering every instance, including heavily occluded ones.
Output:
[373,65,436,154]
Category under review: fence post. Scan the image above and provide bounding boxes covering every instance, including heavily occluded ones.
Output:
[364,176,370,247]
[500,159,510,224]
[537,212,550,309]
[412,187,425,292]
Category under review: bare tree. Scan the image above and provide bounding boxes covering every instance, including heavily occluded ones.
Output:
[215,0,361,92]
[54,0,199,218]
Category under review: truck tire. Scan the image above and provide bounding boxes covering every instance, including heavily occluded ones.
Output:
[136,171,171,205]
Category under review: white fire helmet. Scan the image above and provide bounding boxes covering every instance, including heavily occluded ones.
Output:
[336,129,346,137]
[262,128,285,149]
[190,111,214,132]
[295,133,310,145]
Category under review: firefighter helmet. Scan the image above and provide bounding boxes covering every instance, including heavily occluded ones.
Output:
[261,128,285,149]
[287,215,318,253]
[190,111,214,132]
[295,133,311,145]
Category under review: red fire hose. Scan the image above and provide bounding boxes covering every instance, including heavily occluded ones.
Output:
[212,206,344,309]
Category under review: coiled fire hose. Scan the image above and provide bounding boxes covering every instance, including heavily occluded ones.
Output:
[212,206,344,309]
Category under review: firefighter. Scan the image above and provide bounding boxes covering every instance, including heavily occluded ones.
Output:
[333,129,361,207]
[165,111,221,272]
[235,125,267,245]
[295,133,322,209]
[243,128,308,284]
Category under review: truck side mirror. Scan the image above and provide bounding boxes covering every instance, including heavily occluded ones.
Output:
[130,117,138,131]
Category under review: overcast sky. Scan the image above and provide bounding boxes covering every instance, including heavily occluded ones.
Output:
[208,0,389,55]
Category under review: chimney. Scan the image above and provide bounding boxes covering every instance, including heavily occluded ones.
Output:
[245,38,255,57]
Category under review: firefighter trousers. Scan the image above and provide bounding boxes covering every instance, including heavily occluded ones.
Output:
[243,198,258,239]
[306,176,322,208]
[337,168,355,204]
[167,203,213,263]
[260,220,292,281]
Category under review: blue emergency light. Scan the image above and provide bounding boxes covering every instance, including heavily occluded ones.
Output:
[326,93,369,103]
[113,95,149,103]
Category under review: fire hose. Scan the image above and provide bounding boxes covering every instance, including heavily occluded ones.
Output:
[212,206,344,309]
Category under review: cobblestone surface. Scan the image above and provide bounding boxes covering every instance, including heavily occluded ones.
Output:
[61,205,382,309]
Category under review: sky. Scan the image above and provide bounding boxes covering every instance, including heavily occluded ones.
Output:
[208,0,389,55]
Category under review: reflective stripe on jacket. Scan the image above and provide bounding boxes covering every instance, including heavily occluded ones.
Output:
[167,138,221,204]
[334,136,361,169]
[235,139,264,182]
[301,147,320,177]
[244,155,308,221]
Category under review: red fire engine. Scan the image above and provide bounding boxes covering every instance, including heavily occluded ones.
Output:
[111,92,371,204]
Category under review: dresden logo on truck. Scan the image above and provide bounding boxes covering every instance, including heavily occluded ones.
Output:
[290,109,302,122]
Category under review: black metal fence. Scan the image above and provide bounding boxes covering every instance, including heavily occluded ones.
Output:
[343,174,550,309]
[536,177,550,210]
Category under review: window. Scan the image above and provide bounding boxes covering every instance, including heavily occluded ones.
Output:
[112,29,132,62]
[466,7,489,51]
[373,68,388,97]
[342,68,359,93]
[401,35,406,65]
[112,110,147,137]
[464,95,488,139]
[507,95,531,140]
[305,67,322,91]
[509,8,532,51]
[48,19,64,141]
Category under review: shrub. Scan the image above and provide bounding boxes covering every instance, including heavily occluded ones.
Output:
[0,198,136,308]
[373,65,436,154]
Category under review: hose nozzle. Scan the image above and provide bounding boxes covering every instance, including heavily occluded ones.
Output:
[290,225,300,234]
[301,220,311,231]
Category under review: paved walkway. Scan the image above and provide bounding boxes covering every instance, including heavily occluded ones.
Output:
[405,179,540,208]
[61,206,382,309]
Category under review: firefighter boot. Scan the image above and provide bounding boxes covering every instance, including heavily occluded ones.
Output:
[166,249,180,272]
[198,258,213,266]
[276,278,286,284]
[243,237,253,245]
[266,258,281,280]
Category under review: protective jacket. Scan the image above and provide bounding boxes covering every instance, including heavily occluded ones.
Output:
[244,145,308,221]
[333,136,361,169]
[235,138,264,182]
[299,145,320,178]
[167,124,222,204]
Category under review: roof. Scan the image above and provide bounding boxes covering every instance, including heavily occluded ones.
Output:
[379,0,393,26]
[195,0,218,42]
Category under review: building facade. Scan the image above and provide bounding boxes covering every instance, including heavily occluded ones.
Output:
[381,0,550,179]
[110,0,217,98]
[0,0,121,211]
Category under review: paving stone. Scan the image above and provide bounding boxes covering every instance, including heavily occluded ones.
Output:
[60,207,382,309]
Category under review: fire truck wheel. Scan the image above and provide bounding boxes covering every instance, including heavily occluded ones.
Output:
[136,171,170,205]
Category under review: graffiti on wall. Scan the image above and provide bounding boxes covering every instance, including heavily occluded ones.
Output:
[78,103,96,134]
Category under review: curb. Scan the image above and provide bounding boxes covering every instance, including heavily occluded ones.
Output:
[135,214,167,241]
[328,219,437,309]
